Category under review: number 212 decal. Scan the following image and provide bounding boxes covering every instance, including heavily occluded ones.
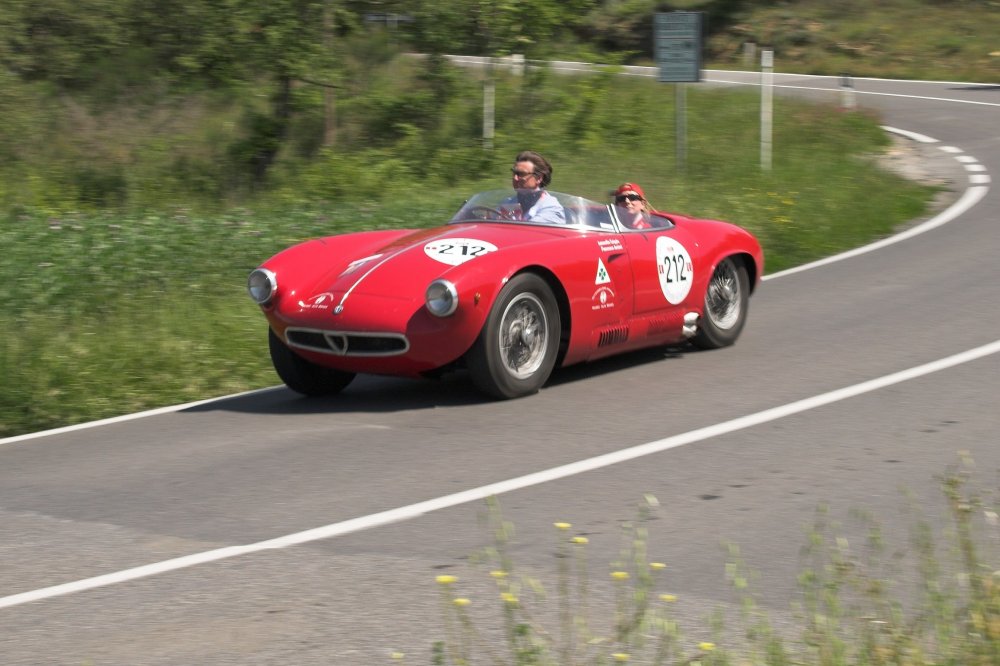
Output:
[655,236,694,304]
[425,238,499,266]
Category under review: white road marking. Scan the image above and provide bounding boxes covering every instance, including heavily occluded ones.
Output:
[764,183,989,280]
[1,70,996,609]
[704,75,1000,108]
[3,337,1000,610]
[0,388,283,447]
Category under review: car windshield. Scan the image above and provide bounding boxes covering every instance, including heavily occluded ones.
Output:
[450,190,618,230]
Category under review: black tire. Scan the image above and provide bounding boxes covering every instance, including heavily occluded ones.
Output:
[692,257,750,349]
[468,273,561,399]
[268,327,356,396]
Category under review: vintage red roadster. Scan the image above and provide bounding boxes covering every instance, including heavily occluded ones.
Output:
[247,189,763,399]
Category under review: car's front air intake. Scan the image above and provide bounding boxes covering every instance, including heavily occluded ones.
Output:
[285,328,409,357]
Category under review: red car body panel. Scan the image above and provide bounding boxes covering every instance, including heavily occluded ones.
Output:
[253,191,763,380]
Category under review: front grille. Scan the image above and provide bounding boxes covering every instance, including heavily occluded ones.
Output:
[285,328,409,357]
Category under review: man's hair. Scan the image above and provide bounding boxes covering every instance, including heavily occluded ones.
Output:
[515,150,553,188]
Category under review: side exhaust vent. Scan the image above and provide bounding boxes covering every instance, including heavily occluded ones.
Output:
[598,325,630,347]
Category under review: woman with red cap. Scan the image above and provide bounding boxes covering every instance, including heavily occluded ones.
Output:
[612,182,653,229]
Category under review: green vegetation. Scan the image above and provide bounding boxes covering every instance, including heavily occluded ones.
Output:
[2,0,986,437]
[702,0,1000,82]
[0,66,934,438]
[423,459,999,664]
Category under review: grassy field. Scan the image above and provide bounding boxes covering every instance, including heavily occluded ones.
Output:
[0,72,935,439]
[697,0,1000,82]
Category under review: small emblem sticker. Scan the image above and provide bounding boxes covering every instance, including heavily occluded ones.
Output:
[595,258,611,285]
[300,292,336,309]
[592,286,615,310]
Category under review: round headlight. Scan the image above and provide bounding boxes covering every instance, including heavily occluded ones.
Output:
[425,279,458,317]
[247,268,277,305]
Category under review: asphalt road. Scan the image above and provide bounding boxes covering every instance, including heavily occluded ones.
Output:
[1,71,998,665]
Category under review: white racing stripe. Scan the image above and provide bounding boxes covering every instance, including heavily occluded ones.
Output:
[3,337,1000,610]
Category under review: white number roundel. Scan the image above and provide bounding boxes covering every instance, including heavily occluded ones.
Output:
[424,238,498,266]
[656,236,694,305]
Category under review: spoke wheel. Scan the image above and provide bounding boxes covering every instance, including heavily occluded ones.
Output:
[692,257,749,349]
[469,273,560,399]
[498,293,548,379]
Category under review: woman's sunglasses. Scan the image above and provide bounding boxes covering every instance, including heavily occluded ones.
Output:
[616,193,642,203]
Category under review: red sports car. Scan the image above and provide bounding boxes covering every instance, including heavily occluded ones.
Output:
[247,189,763,399]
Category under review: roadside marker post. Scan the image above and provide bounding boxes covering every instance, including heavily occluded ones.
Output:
[840,73,857,110]
[761,49,774,171]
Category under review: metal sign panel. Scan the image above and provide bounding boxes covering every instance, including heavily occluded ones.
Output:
[655,12,703,83]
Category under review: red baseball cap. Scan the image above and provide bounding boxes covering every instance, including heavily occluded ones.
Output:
[614,182,646,199]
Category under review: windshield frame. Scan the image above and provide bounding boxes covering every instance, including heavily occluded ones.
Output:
[449,189,623,232]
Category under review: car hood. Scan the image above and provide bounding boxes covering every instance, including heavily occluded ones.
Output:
[286,223,570,312]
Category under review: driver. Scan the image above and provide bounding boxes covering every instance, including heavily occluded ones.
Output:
[506,151,566,224]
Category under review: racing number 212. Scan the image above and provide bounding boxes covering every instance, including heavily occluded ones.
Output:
[663,254,689,283]
[437,243,489,257]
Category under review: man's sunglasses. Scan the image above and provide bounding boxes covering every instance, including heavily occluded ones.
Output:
[511,169,537,179]
[616,193,642,203]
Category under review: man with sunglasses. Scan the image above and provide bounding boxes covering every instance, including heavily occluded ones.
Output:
[507,150,566,224]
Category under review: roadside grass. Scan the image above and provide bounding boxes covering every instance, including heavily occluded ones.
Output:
[420,458,999,665]
[701,0,1000,83]
[0,71,937,438]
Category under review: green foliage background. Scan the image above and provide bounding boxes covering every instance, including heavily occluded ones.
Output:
[1,0,992,437]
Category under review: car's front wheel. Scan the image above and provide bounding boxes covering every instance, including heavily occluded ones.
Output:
[268,327,356,396]
[692,256,749,349]
[468,273,561,399]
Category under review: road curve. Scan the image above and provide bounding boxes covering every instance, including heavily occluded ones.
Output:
[1,71,998,664]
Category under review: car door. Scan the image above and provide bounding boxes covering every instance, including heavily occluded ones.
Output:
[616,211,704,317]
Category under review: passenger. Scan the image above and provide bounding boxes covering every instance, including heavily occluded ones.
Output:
[613,182,653,229]
[508,150,566,224]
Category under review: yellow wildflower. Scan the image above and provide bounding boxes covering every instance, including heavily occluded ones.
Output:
[453,598,470,607]
[501,592,519,605]
[612,653,630,662]
[650,562,666,570]
[659,593,677,602]
[571,536,589,544]
[435,575,458,585]
[699,642,716,651]
[490,570,508,578]
[611,571,630,581]
[554,522,572,530]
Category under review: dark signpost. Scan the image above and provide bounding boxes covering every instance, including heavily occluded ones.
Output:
[655,12,703,83]
[655,12,704,169]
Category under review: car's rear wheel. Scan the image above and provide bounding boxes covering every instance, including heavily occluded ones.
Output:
[468,273,560,399]
[268,327,356,396]
[692,257,749,349]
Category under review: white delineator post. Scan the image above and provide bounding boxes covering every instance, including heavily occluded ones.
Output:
[761,49,774,171]
[840,73,856,110]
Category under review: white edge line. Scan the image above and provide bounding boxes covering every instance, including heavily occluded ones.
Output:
[764,125,989,281]
[2,126,990,441]
[0,71,993,608]
[0,387,282,446]
[764,184,988,281]
[2,337,1000,610]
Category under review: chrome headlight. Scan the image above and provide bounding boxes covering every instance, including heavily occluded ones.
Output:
[247,268,277,305]
[425,279,458,317]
